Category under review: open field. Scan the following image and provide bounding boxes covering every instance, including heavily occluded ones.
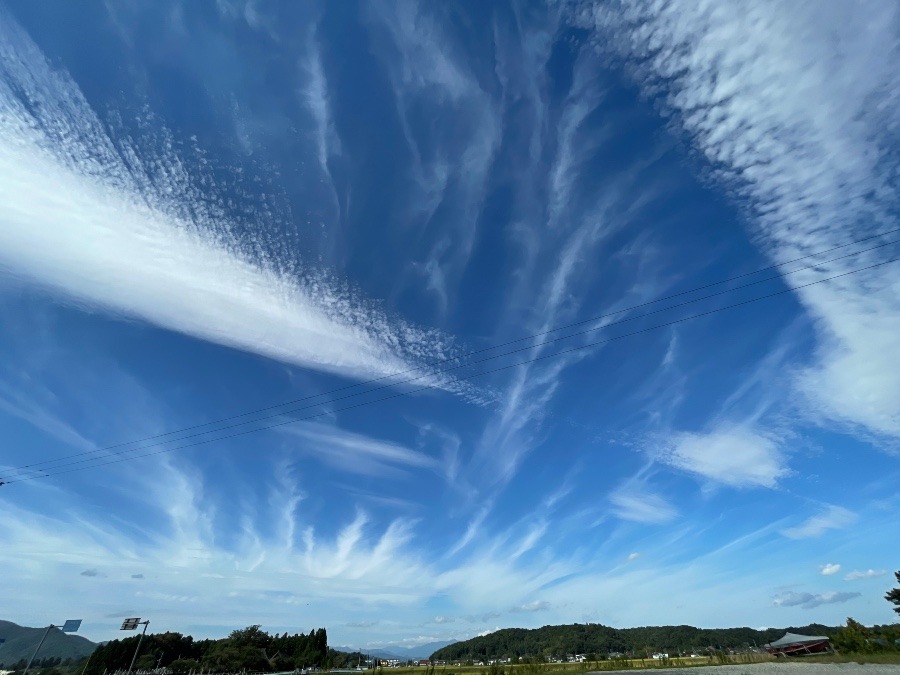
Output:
[369,655,900,675]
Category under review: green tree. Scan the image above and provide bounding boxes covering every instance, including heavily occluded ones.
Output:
[886,571,900,615]
[832,618,872,653]
[228,625,271,649]
[168,659,200,673]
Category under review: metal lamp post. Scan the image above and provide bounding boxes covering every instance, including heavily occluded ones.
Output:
[121,618,150,675]
[23,620,82,675]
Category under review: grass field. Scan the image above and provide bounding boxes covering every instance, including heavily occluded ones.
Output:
[364,652,900,675]
[367,654,778,675]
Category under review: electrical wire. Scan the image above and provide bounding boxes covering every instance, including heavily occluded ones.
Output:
[3,254,896,486]
[8,229,900,478]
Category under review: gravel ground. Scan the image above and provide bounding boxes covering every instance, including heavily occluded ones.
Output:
[589,664,900,675]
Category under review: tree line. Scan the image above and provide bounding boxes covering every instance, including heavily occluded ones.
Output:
[83,625,330,674]
[429,623,838,661]
[434,571,900,661]
[0,657,80,672]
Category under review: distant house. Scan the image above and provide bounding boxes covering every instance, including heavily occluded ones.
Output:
[763,633,832,657]
[416,661,431,667]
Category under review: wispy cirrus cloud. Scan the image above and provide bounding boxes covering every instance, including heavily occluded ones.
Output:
[609,486,677,524]
[364,0,501,315]
[284,423,443,479]
[844,569,887,581]
[0,11,456,387]
[467,47,671,494]
[510,600,550,613]
[298,21,342,236]
[781,506,857,539]
[573,0,900,443]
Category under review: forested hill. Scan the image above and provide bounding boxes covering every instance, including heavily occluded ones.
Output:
[82,625,338,674]
[430,623,839,660]
[0,621,96,667]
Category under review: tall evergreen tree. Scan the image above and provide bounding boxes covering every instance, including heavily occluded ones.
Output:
[887,570,900,614]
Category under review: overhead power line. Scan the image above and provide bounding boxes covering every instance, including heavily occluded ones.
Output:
[7,228,900,481]
[2,254,896,486]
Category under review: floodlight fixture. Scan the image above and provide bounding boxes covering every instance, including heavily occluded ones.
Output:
[24,620,82,675]
[121,618,151,675]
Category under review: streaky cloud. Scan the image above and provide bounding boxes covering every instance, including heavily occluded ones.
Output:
[0,13,460,387]
[781,505,856,539]
[571,0,900,441]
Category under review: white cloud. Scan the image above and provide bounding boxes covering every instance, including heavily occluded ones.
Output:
[299,24,341,223]
[4,434,894,644]
[0,14,457,388]
[284,423,442,478]
[431,616,454,625]
[510,521,548,559]
[365,0,501,305]
[509,600,550,613]
[844,569,887,581]
[609,488,677,524]
[661,426,787,488]
[773,590,861,609]
[444,505,492,558]
[627,552,640,562]
[0,466,434,628]
[819,563,841,576]
[781,506,857,539]
[572,0,900,443]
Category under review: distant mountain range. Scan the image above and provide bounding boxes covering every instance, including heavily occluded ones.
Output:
[0,621,97,667]
[334,641,456,662]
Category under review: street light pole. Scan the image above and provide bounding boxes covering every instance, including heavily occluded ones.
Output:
[23,625,54,675]
[23,620,82,675]
[121,619,150,675]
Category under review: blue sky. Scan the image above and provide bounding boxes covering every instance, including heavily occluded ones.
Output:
[1,0,899,650]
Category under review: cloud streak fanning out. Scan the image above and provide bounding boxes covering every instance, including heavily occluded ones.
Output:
[574,0,900,442]
[0,14,456,386]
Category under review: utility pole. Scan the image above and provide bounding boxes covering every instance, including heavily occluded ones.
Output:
[24,620,82,675]
[121,618,150,675]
